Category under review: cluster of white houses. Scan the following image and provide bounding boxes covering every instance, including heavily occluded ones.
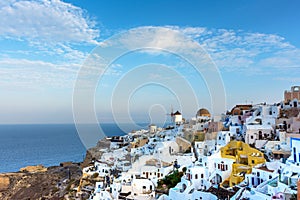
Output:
[78,86,300,200]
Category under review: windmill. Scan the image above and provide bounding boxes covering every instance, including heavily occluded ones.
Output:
[166,105,175,126]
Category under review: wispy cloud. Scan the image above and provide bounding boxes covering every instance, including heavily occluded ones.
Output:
[1,19,299,91]
[0,0,102,90]
[0,58,79,89]
[274,77,300,83]
[180,27,299,74]
[0,0,100,69]
[0,0,99,45]
[115,26,299,76]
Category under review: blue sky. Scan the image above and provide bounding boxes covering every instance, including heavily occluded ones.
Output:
[0,0,299,124]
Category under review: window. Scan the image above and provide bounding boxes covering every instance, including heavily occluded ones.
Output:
[195,174,198,179]
[189,188,194,194]
[252,160,255,164]
[257,172,260,177]
[294,147,297,162]
[201,174,204,178]
[258,131,262,140]
[142,186,146,189]
[250,135,254,139]
[221,164,225,171]
[269,175,272,179]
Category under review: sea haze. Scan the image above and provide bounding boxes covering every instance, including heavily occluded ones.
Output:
[0,123,148,173]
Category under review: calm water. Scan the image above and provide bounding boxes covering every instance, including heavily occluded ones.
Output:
[0,123,148,173]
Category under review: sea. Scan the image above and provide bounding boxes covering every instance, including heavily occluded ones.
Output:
[0,123,149,173]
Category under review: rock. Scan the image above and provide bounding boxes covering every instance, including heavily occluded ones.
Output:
[81,138,111,168]
[0,164,82,200]
[20,165,47,173]
[60,161,74,167]
[0,175,10,191]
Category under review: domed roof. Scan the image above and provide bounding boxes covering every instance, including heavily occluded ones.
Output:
[196,108,211,117]
[232,108,242,115]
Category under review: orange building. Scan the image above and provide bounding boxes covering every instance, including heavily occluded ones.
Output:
[284,86,300,103]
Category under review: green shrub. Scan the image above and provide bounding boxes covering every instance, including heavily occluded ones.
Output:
[158,170,183,189]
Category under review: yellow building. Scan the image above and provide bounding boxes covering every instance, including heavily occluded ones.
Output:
[220,140,266,187]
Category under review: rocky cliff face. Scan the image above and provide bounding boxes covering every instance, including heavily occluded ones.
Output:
[81,138,111,168]
[0,163,82,200]
[0,138,110,200]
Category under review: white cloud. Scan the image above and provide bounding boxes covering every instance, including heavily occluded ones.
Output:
[163,26,299,75]
[102,25,300,84]
[2,21,300,91]
[0,0,99,45]
[274,77,300,83]
[0,58,79,89]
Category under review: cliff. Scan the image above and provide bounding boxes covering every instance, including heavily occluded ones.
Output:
[0,163,82,200]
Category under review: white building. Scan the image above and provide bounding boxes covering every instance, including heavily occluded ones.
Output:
[217,131,233,146]
[289,137,300,163]
[244,166,277,188]
[245,124,273,146]
[149,124,157,134]
[173,111,183,125]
